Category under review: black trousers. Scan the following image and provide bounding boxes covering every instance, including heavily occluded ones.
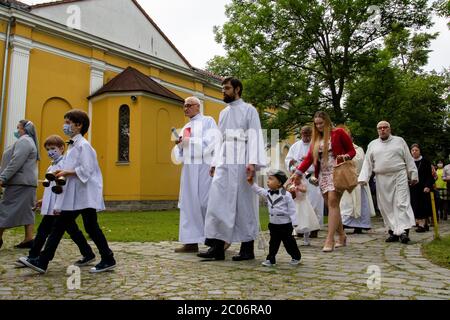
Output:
[29,215,94,259]
[39,208,114,265]
[267,223,301,264]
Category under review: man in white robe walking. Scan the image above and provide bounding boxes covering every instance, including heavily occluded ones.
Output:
[173,97,218,253]
[358,121,418,244]
[198,77,267,261]
[285,126,324,233]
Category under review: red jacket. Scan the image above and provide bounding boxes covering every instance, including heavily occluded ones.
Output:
[296,128,356,178]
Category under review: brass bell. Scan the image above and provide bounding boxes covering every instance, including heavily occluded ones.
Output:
[52,185,63,194]
[42,179,50,188]
[56,176,66,186]
[45,172,56,181]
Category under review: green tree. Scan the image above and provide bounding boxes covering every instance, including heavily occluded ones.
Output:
[345,49,450,160]
[207,0,434,137]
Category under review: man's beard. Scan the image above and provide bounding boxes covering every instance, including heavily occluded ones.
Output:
[223,93,236,103]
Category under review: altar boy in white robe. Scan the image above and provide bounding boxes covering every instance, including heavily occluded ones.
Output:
[358,121,418,244]
[198,77,267,261]
[22,110,115,274]
[173,97,218,253]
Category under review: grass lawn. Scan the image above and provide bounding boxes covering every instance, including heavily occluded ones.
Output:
[7,207,272,243]
[422,235,450,269]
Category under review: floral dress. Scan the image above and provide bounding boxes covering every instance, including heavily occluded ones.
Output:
[318,139,335,194]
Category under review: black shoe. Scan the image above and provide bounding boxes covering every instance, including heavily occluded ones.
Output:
[14,239,34,249]
[400,233,410,244]
[385,234,399,242]
[20,257,47,274]
[197,248,225,260]
[90,258,116,273]
[74,255,96,266]
[415,226,426,233]
[232,254,255,261]
[353,228,363,234]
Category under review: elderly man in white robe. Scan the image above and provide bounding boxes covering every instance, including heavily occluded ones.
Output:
[285,125,324,235]
[172,97,218,253]
[358,121,418,244]
[198,77,267,261]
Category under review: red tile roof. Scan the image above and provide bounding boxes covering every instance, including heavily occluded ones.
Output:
[89,66,184,103]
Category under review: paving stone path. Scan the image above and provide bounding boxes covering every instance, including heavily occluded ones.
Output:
[0,217,449,300]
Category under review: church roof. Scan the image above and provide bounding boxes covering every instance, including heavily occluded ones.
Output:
[31,0,192,68]
[0,0,31,10]
[89,67,184,103]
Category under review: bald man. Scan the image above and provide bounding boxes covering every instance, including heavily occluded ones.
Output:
[172,96,218,252]
[358,121,418,244]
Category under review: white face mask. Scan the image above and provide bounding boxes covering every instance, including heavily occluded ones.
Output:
[47,149,62,161]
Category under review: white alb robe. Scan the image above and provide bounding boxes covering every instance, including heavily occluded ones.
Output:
[173,114,218,244]
[358,135,418,235]
[285,140,324,225]
[340,144,375,228]
[205,99,267,243]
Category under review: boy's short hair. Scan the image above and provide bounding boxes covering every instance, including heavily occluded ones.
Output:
[268,169,288,186]
[64,109,90,135]
[43,135,65,149]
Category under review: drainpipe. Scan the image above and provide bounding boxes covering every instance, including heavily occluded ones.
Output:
[0,15,14,149]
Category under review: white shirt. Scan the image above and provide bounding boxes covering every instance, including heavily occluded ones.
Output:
[53,134,105,212]
[285,140,314,173]
[359,135,418,183]
[251,184,298,225]
[40,156,64,215]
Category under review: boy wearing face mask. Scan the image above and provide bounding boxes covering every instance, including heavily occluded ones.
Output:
[21,110,116,274]
[16,135,95,268]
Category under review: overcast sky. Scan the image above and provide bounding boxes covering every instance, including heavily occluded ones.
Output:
[21,0,450,71]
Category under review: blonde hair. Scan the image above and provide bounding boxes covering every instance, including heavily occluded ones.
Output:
[311,111,332,166]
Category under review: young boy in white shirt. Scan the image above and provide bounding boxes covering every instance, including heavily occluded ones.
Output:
[22,110,116,274]
[17,135,95,267]
[248,170,301,267]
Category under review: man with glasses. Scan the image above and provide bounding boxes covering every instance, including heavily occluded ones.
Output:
[199,77,267,261]
[173,96,218,253]
[285,126,324,234]
[358,121,418,244]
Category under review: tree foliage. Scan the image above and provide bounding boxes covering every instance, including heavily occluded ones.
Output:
[207,0,449,160]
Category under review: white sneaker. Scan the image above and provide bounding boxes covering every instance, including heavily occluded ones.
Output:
[261,260,275,267]
[289,259,301,266]
[14,257,27,268]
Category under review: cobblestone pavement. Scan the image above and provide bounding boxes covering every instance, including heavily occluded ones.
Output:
[0,218,449,300]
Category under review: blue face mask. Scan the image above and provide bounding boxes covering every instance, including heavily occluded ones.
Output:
[63,123,73,136]
[14,130,20,139]
[47,149,62,161]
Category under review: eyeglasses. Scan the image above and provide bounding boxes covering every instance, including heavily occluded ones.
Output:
[377,126,389,130]
[184,103,199,108]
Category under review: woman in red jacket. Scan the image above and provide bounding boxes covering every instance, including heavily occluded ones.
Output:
[291,111,356,252]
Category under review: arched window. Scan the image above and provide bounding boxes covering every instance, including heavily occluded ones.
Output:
[118,105,130,162]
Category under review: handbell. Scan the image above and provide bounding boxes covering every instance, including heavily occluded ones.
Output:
[45,172,57,181]
[52,185,63,194]
[56,176,66,186]
[42,179,50,188]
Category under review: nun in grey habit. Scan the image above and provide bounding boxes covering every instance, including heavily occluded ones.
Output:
[0,120,39,249]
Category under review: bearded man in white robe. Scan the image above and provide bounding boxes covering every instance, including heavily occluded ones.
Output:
[198,77,267,261]
[173,97,218,253]
[358,121,418,244]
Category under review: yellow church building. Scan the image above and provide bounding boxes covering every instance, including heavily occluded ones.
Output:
[0,0,294,210]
